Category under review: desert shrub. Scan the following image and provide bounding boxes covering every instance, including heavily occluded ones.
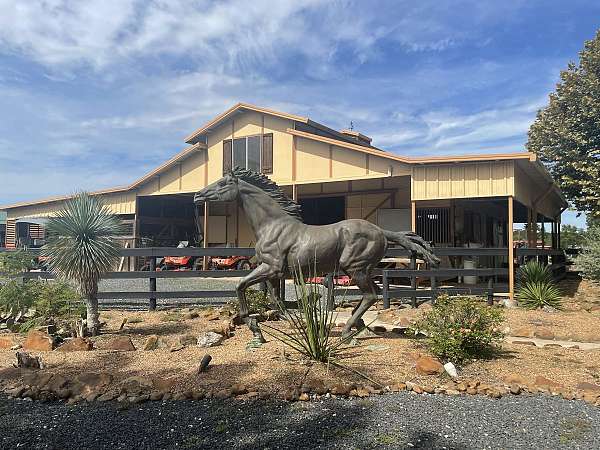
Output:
[227,288,273,315]
[516,261,562,309]
[0,250,35,276]
[577,225,600,282]
[0,279,83,332]
[262,268,352,362]
[413,295,504,363]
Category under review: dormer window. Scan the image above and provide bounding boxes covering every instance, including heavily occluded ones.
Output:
[223,133,273,174]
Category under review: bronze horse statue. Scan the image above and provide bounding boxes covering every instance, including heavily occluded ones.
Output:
[194,168,438,339]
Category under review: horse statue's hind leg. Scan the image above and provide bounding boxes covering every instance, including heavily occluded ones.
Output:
[341,269,381,337]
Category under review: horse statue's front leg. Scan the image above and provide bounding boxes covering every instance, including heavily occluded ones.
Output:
[235,262,278,344]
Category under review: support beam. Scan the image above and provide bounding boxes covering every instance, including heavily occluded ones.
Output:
[203,201,209,270]
[411,201,416,232]
[292,184,298,201]
[508,196,515,303]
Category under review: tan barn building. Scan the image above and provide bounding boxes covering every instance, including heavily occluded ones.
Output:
[1,102,566,270]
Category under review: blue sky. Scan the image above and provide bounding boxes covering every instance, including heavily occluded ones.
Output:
[0,1,598,227]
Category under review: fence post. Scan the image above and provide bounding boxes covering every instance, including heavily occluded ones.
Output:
[325,273,334,311]
[149,257,157,311]
[410,252,417,308]
[487,278,494,306]
[382,270,390,309]
[430,276,437,305]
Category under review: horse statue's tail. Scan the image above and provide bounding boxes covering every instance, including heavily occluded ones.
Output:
[382,229,440,266]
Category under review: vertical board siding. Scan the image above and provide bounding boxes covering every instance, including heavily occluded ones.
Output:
[412,161,514,201]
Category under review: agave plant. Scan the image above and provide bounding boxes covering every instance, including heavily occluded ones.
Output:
[42,193,123,335]
[517,281,562,310]
[516,260,553,286]
[516,261,562,309]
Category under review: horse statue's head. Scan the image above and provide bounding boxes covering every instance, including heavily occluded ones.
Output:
[194,170,240,205]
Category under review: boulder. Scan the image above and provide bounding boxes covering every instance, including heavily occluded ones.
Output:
[96,336,136,351]
[57,337,93,352]
[415,356,444,375]
[23,330,55,351]
[143,335,159,351]
[197,332,224,348]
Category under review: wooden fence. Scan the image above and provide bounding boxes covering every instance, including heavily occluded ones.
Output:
[5,246,567,310]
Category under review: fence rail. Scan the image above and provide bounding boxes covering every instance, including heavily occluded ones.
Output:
[3,246,567,310]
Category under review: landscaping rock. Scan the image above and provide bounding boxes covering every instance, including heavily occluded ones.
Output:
[97,391,119,402]
[184,311,199,320]
[143,335,159,351]
[509,384,521,395]
[71,372,113,397]
[23,330,55,351]
[576,382,600,393]
[512,340,536,346]
[512,327,534,338]
[504,374,527,385]
[57,337,93,352]
[15,352,44,369]
[393,317,412,328]
[120,376,153,395]
[197,331,224,348]
[534,376,562,389]
[97,336,136,351]
[416,356,444,375]
[443,362,458,378]
[533,328,555,340]
[0,335,18,349]
[231,384,248,396]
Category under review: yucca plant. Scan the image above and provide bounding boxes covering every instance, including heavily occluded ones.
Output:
[261,265,356,363]
[516,261,562,309]
[42,193,123,335]
[517,281,562,310]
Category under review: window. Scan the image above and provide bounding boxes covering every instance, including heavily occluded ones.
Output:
[223,133,273,174]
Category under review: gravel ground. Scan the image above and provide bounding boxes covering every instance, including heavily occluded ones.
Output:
[1,392,599,449]
[98,278,363,309]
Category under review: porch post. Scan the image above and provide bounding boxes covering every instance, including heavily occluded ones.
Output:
[508,196,515,303]
[411,201,416,232]
[203,201,209,270]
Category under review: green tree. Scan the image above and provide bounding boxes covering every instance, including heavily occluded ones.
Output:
[42,193,123,335]
[560,224,586,249]
[527,30,600,219]
[577,225,600,282]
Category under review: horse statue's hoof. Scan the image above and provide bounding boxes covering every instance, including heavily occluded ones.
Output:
[245,317,266,344]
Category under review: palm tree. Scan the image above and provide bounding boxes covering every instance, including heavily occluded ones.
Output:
[42,193,123,335]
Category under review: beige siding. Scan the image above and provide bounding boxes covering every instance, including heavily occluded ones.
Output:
[6,191,136,219]
[296,137,331,181]
[412,161,515,201]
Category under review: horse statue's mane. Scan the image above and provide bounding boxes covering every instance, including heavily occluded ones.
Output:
[233,167,303,220]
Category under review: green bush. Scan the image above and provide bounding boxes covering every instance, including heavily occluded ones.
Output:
[516,261,562,309]
[0,279,83,332]
[0,250,35,276]
[227,288,273,315]
[413,295,504,364]
[577,225,600,282]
